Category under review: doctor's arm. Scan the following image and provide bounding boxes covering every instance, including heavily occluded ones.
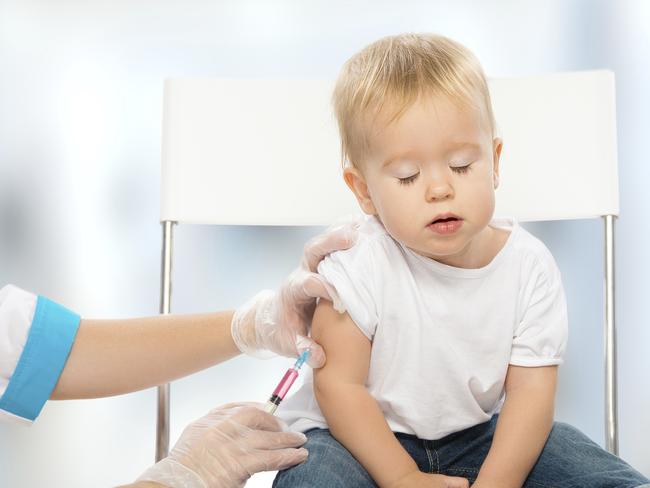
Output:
[52,310,238,399]
[50,223,357,400]
[471,364,557,488]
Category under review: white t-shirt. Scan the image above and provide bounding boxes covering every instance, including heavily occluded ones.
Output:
[279,215,568,440]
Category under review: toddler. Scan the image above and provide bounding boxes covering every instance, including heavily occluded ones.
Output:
[273,33,650,488]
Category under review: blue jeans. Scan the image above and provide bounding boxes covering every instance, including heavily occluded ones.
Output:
[273,415,650,488]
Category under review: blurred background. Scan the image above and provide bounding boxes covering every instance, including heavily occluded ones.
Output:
[0,0,648,486]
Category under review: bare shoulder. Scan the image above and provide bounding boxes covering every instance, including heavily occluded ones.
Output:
[312,299,363,345]
[312,299,371,377]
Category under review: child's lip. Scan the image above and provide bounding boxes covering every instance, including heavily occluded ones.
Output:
[428,219,464,235]
[430,212,462,224]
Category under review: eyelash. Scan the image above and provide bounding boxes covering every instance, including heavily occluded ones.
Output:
[398,174,419,185]
[451,164,471,174]
[397,164,472,185]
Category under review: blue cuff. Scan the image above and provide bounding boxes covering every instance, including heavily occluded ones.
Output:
[0,296,80,421]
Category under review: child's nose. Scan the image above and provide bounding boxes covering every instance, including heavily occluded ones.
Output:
[425,172,454,201]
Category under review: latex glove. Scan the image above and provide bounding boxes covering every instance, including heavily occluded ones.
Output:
[231,218,360,368]
[137,403,308,488]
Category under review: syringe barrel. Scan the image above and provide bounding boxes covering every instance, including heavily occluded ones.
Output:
[272,368,299,400]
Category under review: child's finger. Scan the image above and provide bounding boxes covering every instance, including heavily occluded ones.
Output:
[443,475,470,488]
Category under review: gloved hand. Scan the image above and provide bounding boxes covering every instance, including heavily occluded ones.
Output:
[136,403,308,488]
[230,218,360,368]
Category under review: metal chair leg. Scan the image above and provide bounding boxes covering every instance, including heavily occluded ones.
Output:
[156,220,175,461]
[604,215,618,454]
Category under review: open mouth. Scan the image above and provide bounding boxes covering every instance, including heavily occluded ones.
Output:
[428,215,463,234]
[432,217,459,224]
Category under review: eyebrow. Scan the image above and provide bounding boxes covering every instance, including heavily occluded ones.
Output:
[381,155,418,168]
[445,141,482,152]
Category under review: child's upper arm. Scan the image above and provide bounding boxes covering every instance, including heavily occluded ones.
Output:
[505,364,558,396]
[312,299,371,387]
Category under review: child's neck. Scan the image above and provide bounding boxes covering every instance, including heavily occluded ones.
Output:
[433,225,511,269]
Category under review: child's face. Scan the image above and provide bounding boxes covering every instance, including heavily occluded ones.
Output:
[344,94,502,268]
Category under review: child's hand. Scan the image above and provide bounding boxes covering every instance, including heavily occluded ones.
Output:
[390,470,469,488]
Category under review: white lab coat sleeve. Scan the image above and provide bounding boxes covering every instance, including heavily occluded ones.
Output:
[0,284,80,424]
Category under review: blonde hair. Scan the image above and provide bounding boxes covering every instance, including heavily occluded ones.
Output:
[332,33,495,168]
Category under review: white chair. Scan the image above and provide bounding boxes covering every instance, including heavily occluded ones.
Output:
[156,71,620,461]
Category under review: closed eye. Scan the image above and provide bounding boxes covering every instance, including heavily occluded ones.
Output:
[451,164,472,174]
[398,173,419,185]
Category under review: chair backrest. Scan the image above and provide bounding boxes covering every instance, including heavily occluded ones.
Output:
[160,70,618,225]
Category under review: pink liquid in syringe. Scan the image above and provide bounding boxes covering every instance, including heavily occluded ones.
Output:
[272,368,299,400]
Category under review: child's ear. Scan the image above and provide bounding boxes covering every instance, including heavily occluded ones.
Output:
[492,138,503,189]
[343,166,377,215]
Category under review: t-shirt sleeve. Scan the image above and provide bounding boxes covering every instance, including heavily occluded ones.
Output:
[0,284,80,424]
[317,241,379,341]
[510,257,568,367]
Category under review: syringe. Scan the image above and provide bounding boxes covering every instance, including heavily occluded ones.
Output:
[265,350,310,414]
